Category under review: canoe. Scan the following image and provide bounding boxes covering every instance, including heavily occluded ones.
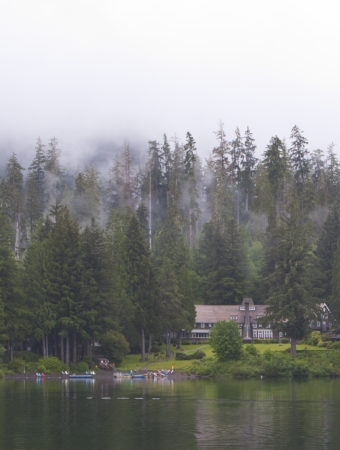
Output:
[69,374,94,379]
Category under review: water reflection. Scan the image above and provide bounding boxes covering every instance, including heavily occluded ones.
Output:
[0,378,340,449]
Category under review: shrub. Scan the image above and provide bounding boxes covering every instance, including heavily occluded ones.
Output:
[304,331,322,346]
[190,350,206,360]
[291,360,309,378]
[175,352,189,360]
[70,361,89,373]
[176,350,206,360]
[14,351,39,362]
[244,344,258,356]
[209,321,243,362]
[100,330,130,364]
[8,358,26,373]
[330,341,340,350]
[36,357,65,374]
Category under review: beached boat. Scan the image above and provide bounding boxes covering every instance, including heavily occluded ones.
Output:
[113,372,131,378]
[69,374,94,379]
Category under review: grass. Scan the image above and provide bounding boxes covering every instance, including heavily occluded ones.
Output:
[117,342,325,371]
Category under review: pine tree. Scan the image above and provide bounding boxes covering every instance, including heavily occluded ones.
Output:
[124,214,155,360]
[73,167,101,226]
[314,203,340,302]
[47,204,84,365]
[0,213,25,360]
[264,201,316,356]
[289,125,310,188]
[263,136,287,222]
[0,154,25,256]
[240,127,257,214]
[183,132,200,246]
[26,138,47,236]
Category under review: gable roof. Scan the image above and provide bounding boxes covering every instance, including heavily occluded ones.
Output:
[195,303,268,323]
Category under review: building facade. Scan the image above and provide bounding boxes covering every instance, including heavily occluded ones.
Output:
[190,298,331,342]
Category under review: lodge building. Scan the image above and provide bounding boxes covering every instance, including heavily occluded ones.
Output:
[191,298,331,342]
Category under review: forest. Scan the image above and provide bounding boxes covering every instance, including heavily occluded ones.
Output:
[0,125,339,364]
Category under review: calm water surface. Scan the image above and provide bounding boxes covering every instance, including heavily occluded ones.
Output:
[0,376,340,449]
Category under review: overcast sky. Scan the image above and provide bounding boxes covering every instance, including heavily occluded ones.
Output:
[1,0,340,166]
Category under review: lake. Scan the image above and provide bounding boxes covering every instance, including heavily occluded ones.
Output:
[0,376,340,449]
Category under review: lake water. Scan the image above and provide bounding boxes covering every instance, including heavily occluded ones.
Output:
[1,376,340,450]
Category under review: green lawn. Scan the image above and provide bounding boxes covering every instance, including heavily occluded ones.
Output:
[117,342,325,371]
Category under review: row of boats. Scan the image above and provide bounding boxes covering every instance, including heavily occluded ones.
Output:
[35,369,175,379]
[114,369,175,379]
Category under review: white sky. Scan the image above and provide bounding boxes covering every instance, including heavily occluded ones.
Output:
[1,0,340,165]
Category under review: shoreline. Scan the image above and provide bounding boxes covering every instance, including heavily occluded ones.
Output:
[4,370,197,381]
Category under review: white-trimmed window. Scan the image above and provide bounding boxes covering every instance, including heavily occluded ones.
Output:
[201,323,206,328]
[253,330,258,338]
[253,323,257,328]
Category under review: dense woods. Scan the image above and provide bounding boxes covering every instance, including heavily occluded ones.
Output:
[0,125,339,363]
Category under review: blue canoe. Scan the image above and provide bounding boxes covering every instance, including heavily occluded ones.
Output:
[69,374,94,379]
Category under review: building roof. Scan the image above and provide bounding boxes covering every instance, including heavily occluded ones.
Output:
[195,302,268,324]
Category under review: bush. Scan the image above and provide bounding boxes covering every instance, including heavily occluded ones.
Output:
[36,356,65,374]
[8,358,26,373]
[209,321,243,362]
[189,350,206,359]
[100,331,130,364]
[291,360,309,378]
[175,350,206,360]
[175,352,189,360]
[244,344,258,356]
[70,361,89,373]
[329,341,340,350]
[14,351,39,362]
[304,331,322,346]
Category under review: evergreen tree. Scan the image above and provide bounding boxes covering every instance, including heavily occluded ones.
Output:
[26,138,47,235]
[124,214,155,360]
[314,203,340,302]
[264,202,315,356]
[0,213,25,360]
[197,218,246,305]
[240,127,257,214]
[73,167,101,225]
[289,125,310,188]
[0,154,25,256]
[183,132,200,245]
[326,143,340,204]
[47,204,84,365]
[263,136,287,222]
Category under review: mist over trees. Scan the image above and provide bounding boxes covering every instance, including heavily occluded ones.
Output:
[0,125,339,362]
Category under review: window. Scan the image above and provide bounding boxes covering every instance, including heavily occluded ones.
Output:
[317,321,321,328]
[201,323,206,329]
[256,329,273,339]
[230,315,238,321]
[253,330,257,338]
[253,323,257,328]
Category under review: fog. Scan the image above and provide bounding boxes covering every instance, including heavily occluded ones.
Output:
[1,0,340,166]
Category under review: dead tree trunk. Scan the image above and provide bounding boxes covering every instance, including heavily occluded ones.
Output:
[60,336,64,363]
[141,328,145,361]
[73,332,77,363]
[290,337,297,357]
[66,334,70,366]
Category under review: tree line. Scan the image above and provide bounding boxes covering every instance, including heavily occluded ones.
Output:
[0,125,340,361]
